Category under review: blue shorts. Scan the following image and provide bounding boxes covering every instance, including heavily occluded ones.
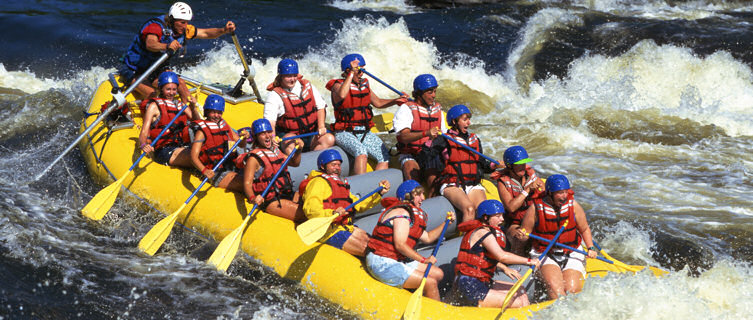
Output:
[325,230,352,249]
[153,145,180,165]
[276,131,315,152]
[456,274,491,305]
[365,252,419,288]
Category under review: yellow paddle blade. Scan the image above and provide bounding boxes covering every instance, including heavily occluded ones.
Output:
[81,171,130,220]
[501,268,533,311]
[207,217,250,272]
[296,215,337,246]
[138,203,185,255]
[402,278,426,320]
[598,249,642,273]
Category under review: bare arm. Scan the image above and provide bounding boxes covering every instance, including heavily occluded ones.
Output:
[194,21,235,39]
[517,205,536,241]
[145,34,180,53]
[317,108,327,135]
[573,200,595,250]
[138,102,159,153]
[392,212,426,262]
[242,156,260,201]
[331,72,355,103]
[479,230,531,265]
[369,90,407,109]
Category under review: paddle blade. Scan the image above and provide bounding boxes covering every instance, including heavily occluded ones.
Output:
[296,215,336,246]
[402,278,426,320]
[599,249,642,273]
[138,204,185,255]
[207,222,246,272]
[81,172,129,220]
[501,268,533,311]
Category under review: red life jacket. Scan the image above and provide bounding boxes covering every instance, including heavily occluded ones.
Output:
[397,101,442,154]
[190,119,232,170]
[142,97,191,149]
[267,76,319,134]
[490,165,544,225]
[455,220,507,282]
[367,199,427,262]
[235,147,293,201]
[299,173,354,225]
[439,130,481,186]
[532,191,581,254]
[325,78,374,132]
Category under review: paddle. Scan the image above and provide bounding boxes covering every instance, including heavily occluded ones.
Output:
[36,51,173,181]
[402,212,453,320]
[81,103,189,220]
[360,69,411,100]
[441,133,500,166]
[228,32,263,103]
[137,138,246,255]
[207,146,299,272]
[500,220,569,311]
[592,240,642,273]
[281,130,330,141]
[522,231,639,272]
[296,185,384,246]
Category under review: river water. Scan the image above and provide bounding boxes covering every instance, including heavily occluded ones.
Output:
[1,0,752,319]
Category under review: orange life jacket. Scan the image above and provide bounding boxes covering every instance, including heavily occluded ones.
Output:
[367,199,427,262]
[397,101,442,154]
[532,191,581,254]
[191,119,232,170]
[235,147,293,201]
[267,76,319,134]
[325,78,374,132]
[490,165,544,225]
[455,220,507,282]
[439,130,481,186]
[299,173,354,225]
[142,98,191,149]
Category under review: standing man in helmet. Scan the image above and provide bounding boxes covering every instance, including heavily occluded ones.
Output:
[264,58,335,153]
[325,53,408,175]
[189,94,247,191]
[138,71,199,168]
[453,199,538,308]
[393,73,446,196]
[235,118,305,222]
[430,104,496,222]
[299,148,390,256]
[365,180,454,301]
[490,145,545,255]
[120,2,236,103]
[516,174,598,299]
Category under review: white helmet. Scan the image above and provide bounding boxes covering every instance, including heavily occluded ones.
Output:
[169,2,193,21]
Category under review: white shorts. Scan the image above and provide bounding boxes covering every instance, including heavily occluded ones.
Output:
[530,248,586,276]
[439,183,486,196]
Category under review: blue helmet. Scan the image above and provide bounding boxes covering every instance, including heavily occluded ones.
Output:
[277,59,299,75]
[503,146,532,166]
[158,71,179,88]
[446,104,471,125]
[204,94,225,112]
[546,174,570,192]
[252,118,273,135]
[317,149,343,170]
[397,180,422,201]
[476,199,505,220]
[413,74,438,92]
[341,53,366,72]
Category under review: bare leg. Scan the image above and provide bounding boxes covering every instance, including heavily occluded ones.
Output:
[264,199,305,222]
[168,147,195,169]
[340,227,369,257]
[353,154,368,175]
[563,269,584,294]
[424,170,439,197]
[505,224,528,256]
[217,172,245,193]
[374,161,389,171]
[540,264,566,299]
[401,263,444,300]
[402,159,420,181]
[311,133,335,151]
[479,280,530,308]
[442,186,475,222]
[468,188,487,211]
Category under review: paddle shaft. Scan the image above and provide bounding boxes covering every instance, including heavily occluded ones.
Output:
[229,32,263,103]
[344,186,383,212]
[182,138,245,204]
[281,131,325,141]
[36,51,172,181]
[441,134,500,166]
[360,69,408,98]
[421,217,452,278]
[525,232,613,265]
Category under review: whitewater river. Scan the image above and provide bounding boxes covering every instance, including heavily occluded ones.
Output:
[1,0,752,318]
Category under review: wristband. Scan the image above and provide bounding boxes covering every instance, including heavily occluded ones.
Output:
[520,190,529,197]
[527,258,531,265]
[588,246,597,252]
[140,143,148,148]
[201,167,209,175]
[422,130,427,137]
[420,257,426,263]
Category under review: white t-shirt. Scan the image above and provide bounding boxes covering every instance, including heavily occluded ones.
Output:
[263,80,327,122]
[393,103,447,134]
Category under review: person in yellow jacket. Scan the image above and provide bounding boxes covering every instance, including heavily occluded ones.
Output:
[300,149,390,256]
